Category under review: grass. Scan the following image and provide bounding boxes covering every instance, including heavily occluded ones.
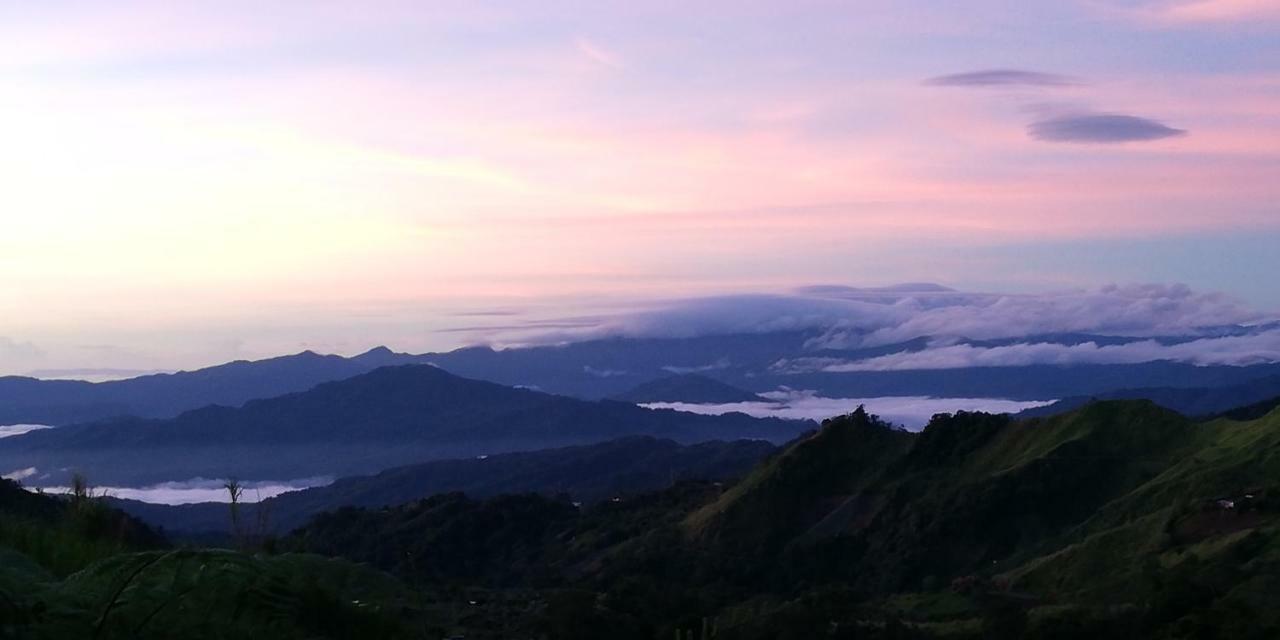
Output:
[682,409,912,543]
[0,514,143,578]
[1000,509,1172,602]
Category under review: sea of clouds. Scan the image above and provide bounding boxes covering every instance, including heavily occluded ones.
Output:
[519,283,1280,372]
[643,389,1053,430]
[11,476,331,505]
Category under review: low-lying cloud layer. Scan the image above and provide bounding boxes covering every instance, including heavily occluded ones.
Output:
[809,283,1258,349]
[584,283,1260,343]
[24,368,170,383]
[2,467,37,481]
[33,477,333,505]
[0,424,55,439]
[818,331,1280,372]
[527,282,1279,372]
[1029,113,1187,143]
[642,391,1053,430]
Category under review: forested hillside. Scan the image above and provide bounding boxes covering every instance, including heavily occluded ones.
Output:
[6,400,1280,638]
[283,401,1280,638]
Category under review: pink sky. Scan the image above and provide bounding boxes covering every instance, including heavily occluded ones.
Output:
[1,1,1278,374]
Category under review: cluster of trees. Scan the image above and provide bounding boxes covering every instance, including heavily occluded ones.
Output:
[5,399,1280,638]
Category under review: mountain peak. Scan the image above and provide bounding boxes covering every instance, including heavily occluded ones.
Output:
[352,346,401,363]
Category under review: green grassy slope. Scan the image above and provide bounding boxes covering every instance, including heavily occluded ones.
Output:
[684,401,1204,594]
[8,399,1280,638]
[999,405,1280,611]
[685,407,913,552]
[0,479,429,639]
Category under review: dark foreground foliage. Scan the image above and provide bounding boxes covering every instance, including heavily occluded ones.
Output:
[279,402,1280,639]
[7,400,1280,638]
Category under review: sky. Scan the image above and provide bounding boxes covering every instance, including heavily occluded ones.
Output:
[1,1,1279,376]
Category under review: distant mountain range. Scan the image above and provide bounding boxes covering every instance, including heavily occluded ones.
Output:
[422,331,1280,401]
[110,436,777,535]
[0,365,804,485]
[9,332,1280,428]
[0,346,426,426]
[275,399,1280,636]
[1015,373,1280,419]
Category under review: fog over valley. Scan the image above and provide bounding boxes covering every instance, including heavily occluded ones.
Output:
[41,477,332,505]
[0,424,54,439]
[641,393,1054,429]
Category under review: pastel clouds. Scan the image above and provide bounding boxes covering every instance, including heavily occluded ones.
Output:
[510,280,1280,372]
[574,37,624,69]
[515,282,1268,349]
[0,2,1278,374]
[925,67,1189,145]
[1028,113,1187,143]
[816,332,1280,371]
[1129,0,1280,24]
[808,283,1263,348]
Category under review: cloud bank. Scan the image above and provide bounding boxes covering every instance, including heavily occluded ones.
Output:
[525,282,1278,371]
[533,293,906,344]
[0,425,55,439]
[819,331,1280,371]
[1029,113,1187,143]
[35,477,333,505]
[642,391,1053,430]
[552,283,1263,345]
[26,368,168,383]
[808,283,1258,350]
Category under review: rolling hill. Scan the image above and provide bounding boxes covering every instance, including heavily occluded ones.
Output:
[1015,373,1280,419]
[111,436,777,535]
[0,347,426,426]
[10,398,1280,638]
[279,400,1280,637]
[0,365,807,485]
[0,478,434,639]
[10,333,1280,429]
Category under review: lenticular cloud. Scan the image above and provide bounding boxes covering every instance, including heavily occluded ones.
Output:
[1029,113,1186,143]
